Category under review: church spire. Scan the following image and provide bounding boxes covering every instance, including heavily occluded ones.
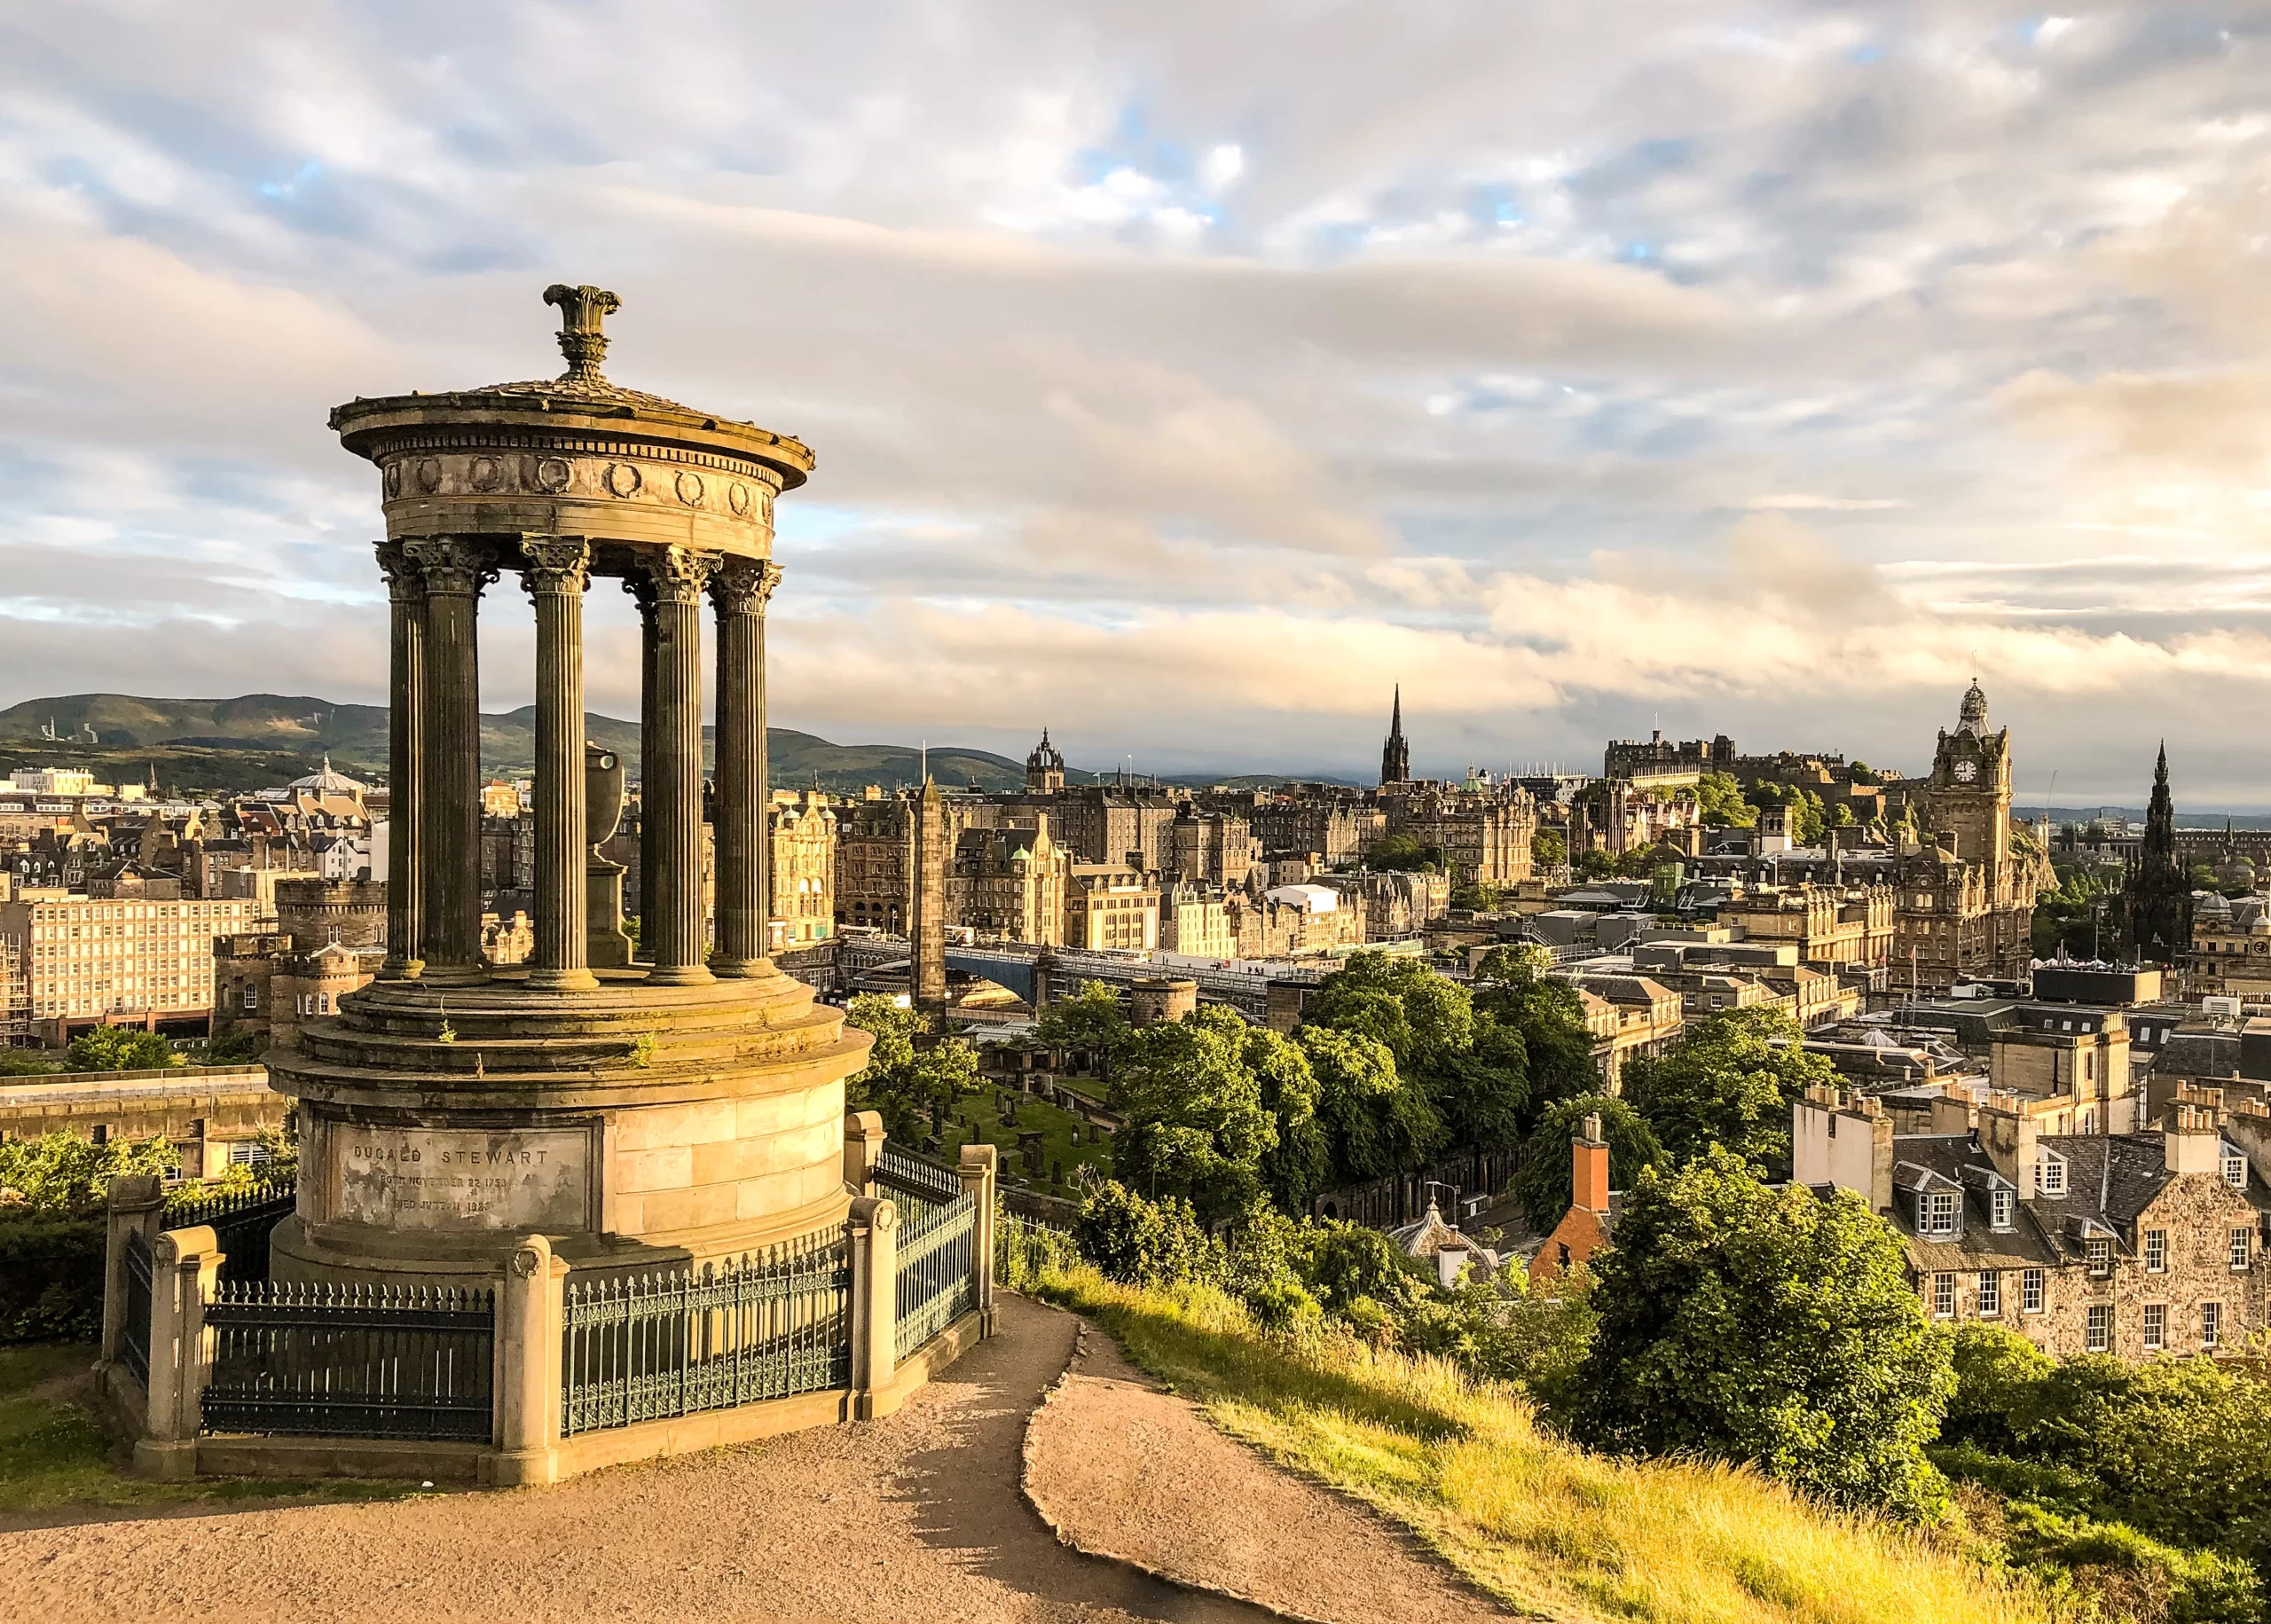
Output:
[1380,686,1411,787]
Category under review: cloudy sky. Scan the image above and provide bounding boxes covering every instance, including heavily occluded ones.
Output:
[4,4,2269,804]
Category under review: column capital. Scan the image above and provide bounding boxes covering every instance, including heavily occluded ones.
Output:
[519,534,593,598]
[626,545,719,608]
[709,558,783,617]
[375,539,428,600]
[404,536,499,599]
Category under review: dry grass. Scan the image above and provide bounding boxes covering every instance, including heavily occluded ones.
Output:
[1033,1267,2066,1624]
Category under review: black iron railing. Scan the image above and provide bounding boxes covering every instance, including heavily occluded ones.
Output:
[200,1281,495,1441]
[169,1177,296,1283]
[120,1228,153,1387]
[877,1145,962,1208]
[895,1190,975,1361]
[561,1233,851,1437]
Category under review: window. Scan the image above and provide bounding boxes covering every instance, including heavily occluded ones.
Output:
[226,1140,272,1166]
[2023,1268,2045,1314]
[1932,1273,1955,1318]
[2086,1305,2111,1353]
[2145,1229,2167,1273]
[2144,1303,2166,1351]
[242,985,256,1010]
[1977,1270,2001,1317]
[1992,1188,2014,1230]
[2086,1236,2113,1275]
[2226,1149,2250,1190]
[2204,1301,2223,1349]
[1921,1190,1959,1236]
[2039,1152,2067,1196]
[2233,1228,2252,1272]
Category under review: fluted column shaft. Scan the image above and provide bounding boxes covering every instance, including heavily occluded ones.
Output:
[523,535,597,991]
[710,560,782,976]
[633,576,660,961]
[631,548,717,985]
[376,543,427,979]
[407,537,492,985]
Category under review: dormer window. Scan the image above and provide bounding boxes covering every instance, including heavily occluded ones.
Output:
[1992,1188,2014,1230]
[2225,1148,2250,1191]
[2086,1236,2113,1276]
[2039,1150,2068,1196]
[1921,1190,1959,1236]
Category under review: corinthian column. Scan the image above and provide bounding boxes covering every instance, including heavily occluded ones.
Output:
[709,559,782,977]
[629,547,718,985]
[522,535,597,992]
[405,536,494,985]
[375,541,426,980]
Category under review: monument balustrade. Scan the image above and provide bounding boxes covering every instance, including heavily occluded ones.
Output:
[96,1139,996,1484]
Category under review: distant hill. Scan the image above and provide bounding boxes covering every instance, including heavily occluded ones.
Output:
[0,693,1032,794]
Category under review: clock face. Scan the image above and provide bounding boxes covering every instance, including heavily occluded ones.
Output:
[1953,759,1978,783]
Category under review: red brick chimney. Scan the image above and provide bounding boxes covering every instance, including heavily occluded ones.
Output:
[1574,1113,1610,1213]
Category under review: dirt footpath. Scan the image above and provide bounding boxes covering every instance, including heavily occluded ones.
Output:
[3,1295,1504,1624]
[1025,1324,1508,1624]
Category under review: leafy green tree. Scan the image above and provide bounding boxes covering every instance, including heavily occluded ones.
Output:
[1112,1005,1290,1220]
[1572,848,1615,881]
[203,1032,265,1065]
[1513,1094,1663,1232]
[1297,1024,1444,1186]
[0,1130,178,1214]
[1035,979,1133,1093]
[64,1026,181,1072]
[1573,1149,1954,1520]
[1367,833,1444,873]
[1622,1007,1835,1177]
[1530,828,1568,869]
[843,993,983,1146]
[1471,945,1599,1109]
[1694,771,1758,828]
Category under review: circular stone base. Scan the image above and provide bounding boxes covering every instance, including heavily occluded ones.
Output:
[260,965,871,1288]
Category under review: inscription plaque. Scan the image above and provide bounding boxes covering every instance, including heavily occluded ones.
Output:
[328,1126,591,1231]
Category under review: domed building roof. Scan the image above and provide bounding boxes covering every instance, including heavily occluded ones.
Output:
[287,756,368,796]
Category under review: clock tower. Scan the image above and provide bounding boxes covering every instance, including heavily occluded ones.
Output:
[1925,680,2011,884]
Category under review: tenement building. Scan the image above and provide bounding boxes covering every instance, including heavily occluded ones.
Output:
[0,889,255,1037]
[1797,1090,2271,1359]
[1385,779,1536,888]
[767,788,836,950]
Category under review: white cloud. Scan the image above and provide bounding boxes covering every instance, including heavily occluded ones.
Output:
[3,3,2271,799]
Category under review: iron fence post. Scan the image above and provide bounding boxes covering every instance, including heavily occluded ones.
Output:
[132,1224,221,1481]
[958,1143,998,1338]
[848,1196,898,1419]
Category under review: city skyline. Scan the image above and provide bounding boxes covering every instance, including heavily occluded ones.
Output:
[4,5,2270,799]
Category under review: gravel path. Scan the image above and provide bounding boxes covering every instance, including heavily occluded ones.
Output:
[1025,1325,1511,1623]
[4,1295,1264,1624]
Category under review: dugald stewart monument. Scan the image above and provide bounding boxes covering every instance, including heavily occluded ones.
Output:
[278,285,871,1285]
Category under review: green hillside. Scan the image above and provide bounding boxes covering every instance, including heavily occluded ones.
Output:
[0,693,1033,793]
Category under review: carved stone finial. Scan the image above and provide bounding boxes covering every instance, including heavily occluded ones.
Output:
[543,283,623,381]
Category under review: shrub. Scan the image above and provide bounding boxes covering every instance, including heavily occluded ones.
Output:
[0,1132,177,1216]
[1076,1179,1223,1289]
[0,1216,106,1343]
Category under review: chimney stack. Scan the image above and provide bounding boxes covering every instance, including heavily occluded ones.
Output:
[2166,1102,2222,1175]
[1573,1113,1610,1213]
